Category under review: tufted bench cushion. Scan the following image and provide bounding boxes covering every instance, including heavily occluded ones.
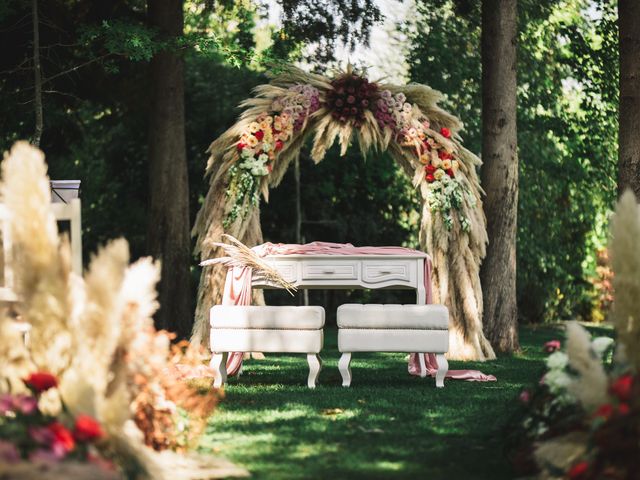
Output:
[211,305,324,330]
[336,304,448,330]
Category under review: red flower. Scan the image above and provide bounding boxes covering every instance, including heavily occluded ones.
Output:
[24,372,58,393]
[440,127,451,139]
[425,165,436,174]
[568,461,589,479]
[73,415,104,442]
[609,374,633,402]
[236,142,246,151]
[275,140,284,151]
[446,168,455,178]
[254,130,264,141]
[618,403,630,415]
[426,174,435,183]
[593,403,614,420]
[438,150,452,160]
[48,422,75,453]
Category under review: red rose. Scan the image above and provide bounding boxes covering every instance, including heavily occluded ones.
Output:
[446,169,455,178]
[610,374,633,402]
[426,174,435,183]
[275,140,284,151]
[236,142,246,151]
[254,130,264,141]
[73,415,104,442]
[440,127,451,138]
[593,403,614,420]
[438,150,452,160]
[24,372,58,393]
[618,403,630,415]
[425,165,436,174]
[568,461,589,479]
[48,422,75,453]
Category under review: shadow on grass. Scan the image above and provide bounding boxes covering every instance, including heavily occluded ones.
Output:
[198,325,588,479]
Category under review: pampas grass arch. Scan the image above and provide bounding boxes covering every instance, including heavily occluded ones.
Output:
[192,65,495,361]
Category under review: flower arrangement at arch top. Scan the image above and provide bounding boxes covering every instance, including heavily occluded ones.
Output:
[326,72,378,126]
[224,84,320,228]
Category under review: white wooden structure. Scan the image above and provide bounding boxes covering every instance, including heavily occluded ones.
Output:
[51,198,82,275]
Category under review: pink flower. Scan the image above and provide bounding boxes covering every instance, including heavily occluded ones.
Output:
[543,340,561,353]
[519,390,531,404]
[0,440,20,463]
[29,448,63,464]
[0,394,14,415]
[14,394,38,415]
[29,425,55,445]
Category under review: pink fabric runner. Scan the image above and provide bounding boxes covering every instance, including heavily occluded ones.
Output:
[218,242,496,382]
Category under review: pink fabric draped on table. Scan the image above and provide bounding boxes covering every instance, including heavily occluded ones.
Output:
[219,241,496,382]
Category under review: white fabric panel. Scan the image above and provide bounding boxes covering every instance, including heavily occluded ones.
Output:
[336,304,448,330]
[211,328,323,353]
[210,305,325,330]
[338,329,448,353]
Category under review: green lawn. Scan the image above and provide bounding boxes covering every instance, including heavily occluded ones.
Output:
[198,325,586,479]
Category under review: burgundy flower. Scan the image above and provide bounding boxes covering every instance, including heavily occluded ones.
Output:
[254,130,264,141]
[24,372,58,393]
[567,461,589,479]
[426,173,435,183]
[609,374,633,402]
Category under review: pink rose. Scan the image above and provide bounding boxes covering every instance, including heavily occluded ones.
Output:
[0,440,20,463]
[519,390,531,404]
[543,340,561,353]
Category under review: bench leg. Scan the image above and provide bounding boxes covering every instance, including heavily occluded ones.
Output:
[210,352,228,388]
[307,354,321,389]
[338,352,352,387]
[435,353,448,388]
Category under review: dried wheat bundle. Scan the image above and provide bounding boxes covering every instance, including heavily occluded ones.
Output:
[201,234,296,294]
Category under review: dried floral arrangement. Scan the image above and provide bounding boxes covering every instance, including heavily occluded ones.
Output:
[505,191,640,480]
[0,142,247,479]
[193,64,493,361]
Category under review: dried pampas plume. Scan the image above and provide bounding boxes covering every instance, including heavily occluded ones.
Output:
[564,321,608,411]
[610,190,640,372]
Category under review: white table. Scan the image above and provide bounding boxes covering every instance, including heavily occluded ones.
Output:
[252,254,428,304]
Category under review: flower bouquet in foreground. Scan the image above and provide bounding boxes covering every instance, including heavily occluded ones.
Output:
[506,192,640,480]
[0,143,247,479]
[0,372,116,478]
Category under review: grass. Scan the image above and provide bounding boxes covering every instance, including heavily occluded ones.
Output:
[198,325,602,479]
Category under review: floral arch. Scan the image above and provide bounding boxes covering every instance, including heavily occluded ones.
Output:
[192,65,495,361]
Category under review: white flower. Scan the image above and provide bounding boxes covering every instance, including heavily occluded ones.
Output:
[591,337,614,358]
[434,169,445,180]
[546,351,569,370]
[544,369,571,394]
[262,142,272,153]
[258,153,269,163]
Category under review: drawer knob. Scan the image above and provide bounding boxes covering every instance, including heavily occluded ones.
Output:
[378,270,392,274]
[322,269,335,274]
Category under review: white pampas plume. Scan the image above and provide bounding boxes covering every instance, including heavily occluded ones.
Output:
[610,190,640,372]
[0,141,75,376]
[565,321,608,411]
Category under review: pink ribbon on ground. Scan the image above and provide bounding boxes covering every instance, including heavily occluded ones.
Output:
[217,242,496,382]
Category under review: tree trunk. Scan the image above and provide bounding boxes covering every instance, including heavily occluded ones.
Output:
[618,0,640,197]
[147,0,192,338]
[32,0,43,147]
[479,0,519,353]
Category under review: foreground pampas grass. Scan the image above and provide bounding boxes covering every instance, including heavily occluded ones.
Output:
[610,190,640,372]
[0,142,247,479]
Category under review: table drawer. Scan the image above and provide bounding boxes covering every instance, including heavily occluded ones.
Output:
[301,261,358,280]
[265,261,298,283]
[362,261,413,284]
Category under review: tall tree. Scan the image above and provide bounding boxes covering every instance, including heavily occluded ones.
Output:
[147,0,191,337]
[479,0,520,352]
[618,0,640,197]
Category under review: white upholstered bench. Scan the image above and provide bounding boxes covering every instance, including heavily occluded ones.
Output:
[210,305,325,388]
[337,304,449,387]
